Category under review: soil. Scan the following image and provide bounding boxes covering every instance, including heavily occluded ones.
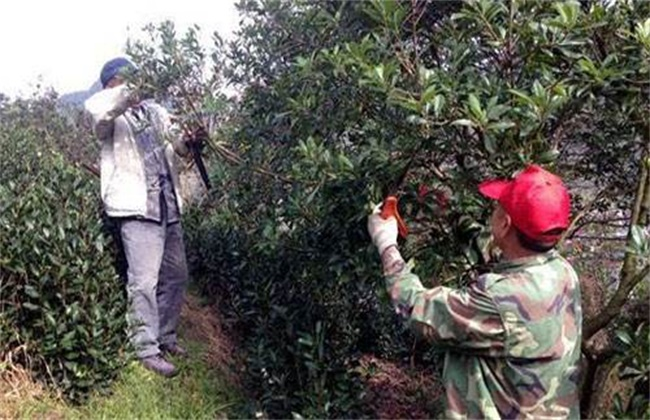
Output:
[179,293,241,387]
[357,354,445,419]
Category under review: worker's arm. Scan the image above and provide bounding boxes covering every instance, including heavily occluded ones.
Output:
[368,207,507,355]
[84,84,133,141]
[381,246,507,356]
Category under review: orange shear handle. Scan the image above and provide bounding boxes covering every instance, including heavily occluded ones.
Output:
[380,196,408,238]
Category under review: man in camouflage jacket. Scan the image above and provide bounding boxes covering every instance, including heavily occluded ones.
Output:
[367,165,582,419]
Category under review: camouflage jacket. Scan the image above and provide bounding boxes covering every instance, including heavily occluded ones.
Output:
[385,250,582,419]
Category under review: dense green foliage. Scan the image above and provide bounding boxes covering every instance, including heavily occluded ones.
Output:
[0,94,128,402]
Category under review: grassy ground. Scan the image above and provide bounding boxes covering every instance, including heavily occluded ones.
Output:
[2,295,240,419]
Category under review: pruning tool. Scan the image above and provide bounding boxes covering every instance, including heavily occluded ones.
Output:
[378,149,419,239]
[380,195,409,238]
[190,141,211,191]
[182,124,212,191]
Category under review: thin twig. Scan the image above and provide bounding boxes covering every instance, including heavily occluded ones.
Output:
[559,187,608,244]
[571,235,627,241]
[80,162,100,178]
[170,49,298,185]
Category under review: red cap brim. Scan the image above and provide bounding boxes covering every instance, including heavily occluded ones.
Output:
[478,180,510,200]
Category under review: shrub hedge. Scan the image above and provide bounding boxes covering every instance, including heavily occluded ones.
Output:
[183,179,424,418]
[0,118,128,402]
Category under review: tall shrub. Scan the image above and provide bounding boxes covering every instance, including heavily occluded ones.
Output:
[0,97,128,402]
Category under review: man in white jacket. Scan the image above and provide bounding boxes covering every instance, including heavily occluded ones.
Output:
[85,57,198,377]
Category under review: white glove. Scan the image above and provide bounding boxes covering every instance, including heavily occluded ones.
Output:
[367,204,398,256]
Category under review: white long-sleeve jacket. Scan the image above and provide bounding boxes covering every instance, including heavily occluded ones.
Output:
[84,85,188,218]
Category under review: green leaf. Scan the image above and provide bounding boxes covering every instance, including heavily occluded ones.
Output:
[406,115,429,126]
[487,121,515,132]
[338,155,354,171]
[486,104,508,120]
[433,94,445,116]
[620,366,643,380]
[628,225,648,255]
[24,285,40,299]
[388,88,419,112]
[468,94,483,119]
[22,302,40,311]
[418,67,435,86]
[537,149,560,164]
[635,18,650,50]
[509,89,536,106]
[532,80,545,99]
[451,119,475,127]
[94,238,104,253]
[483,136,497,154]
[615,329,632,347]
[554,2,578,26]
[421,85,437,103]
[578,58,599,78]
[374,64,385,83]
[45,312,57,327]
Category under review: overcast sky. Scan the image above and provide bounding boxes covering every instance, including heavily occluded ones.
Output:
[0,0,239,98]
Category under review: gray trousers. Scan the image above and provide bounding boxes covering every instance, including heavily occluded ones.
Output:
[119,218,188,359]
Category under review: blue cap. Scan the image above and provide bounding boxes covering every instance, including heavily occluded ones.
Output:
[100,57,135,88]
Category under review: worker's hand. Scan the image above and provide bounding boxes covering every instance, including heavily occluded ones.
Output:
[184,126,209,150]
[367,203,398,256]
[127,89,141,108]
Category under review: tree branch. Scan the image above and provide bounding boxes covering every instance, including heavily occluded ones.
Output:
[80,162,100,178]
[571,235,627,241]
[583,134,650,340]
[567,217,629,236]
[559,187,607,245]
[583,263,650,341]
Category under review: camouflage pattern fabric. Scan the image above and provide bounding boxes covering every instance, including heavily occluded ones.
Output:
[385,250,582,419]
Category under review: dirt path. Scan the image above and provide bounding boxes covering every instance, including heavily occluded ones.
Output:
[178,293,240,386]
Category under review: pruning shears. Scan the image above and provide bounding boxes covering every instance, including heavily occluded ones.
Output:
[380,195,409,238]
[190,140,211,191]
[180,123,211,191]
[378,149,416,239]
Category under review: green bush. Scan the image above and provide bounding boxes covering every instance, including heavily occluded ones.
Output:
[0,109,128,402]
[184,192,414,418]
[610,320,650,419]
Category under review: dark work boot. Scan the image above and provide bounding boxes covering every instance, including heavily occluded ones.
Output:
[140,355,177,377]
[160,343,188,358]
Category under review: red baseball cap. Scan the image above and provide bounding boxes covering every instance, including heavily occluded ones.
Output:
[478,165,571,243]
